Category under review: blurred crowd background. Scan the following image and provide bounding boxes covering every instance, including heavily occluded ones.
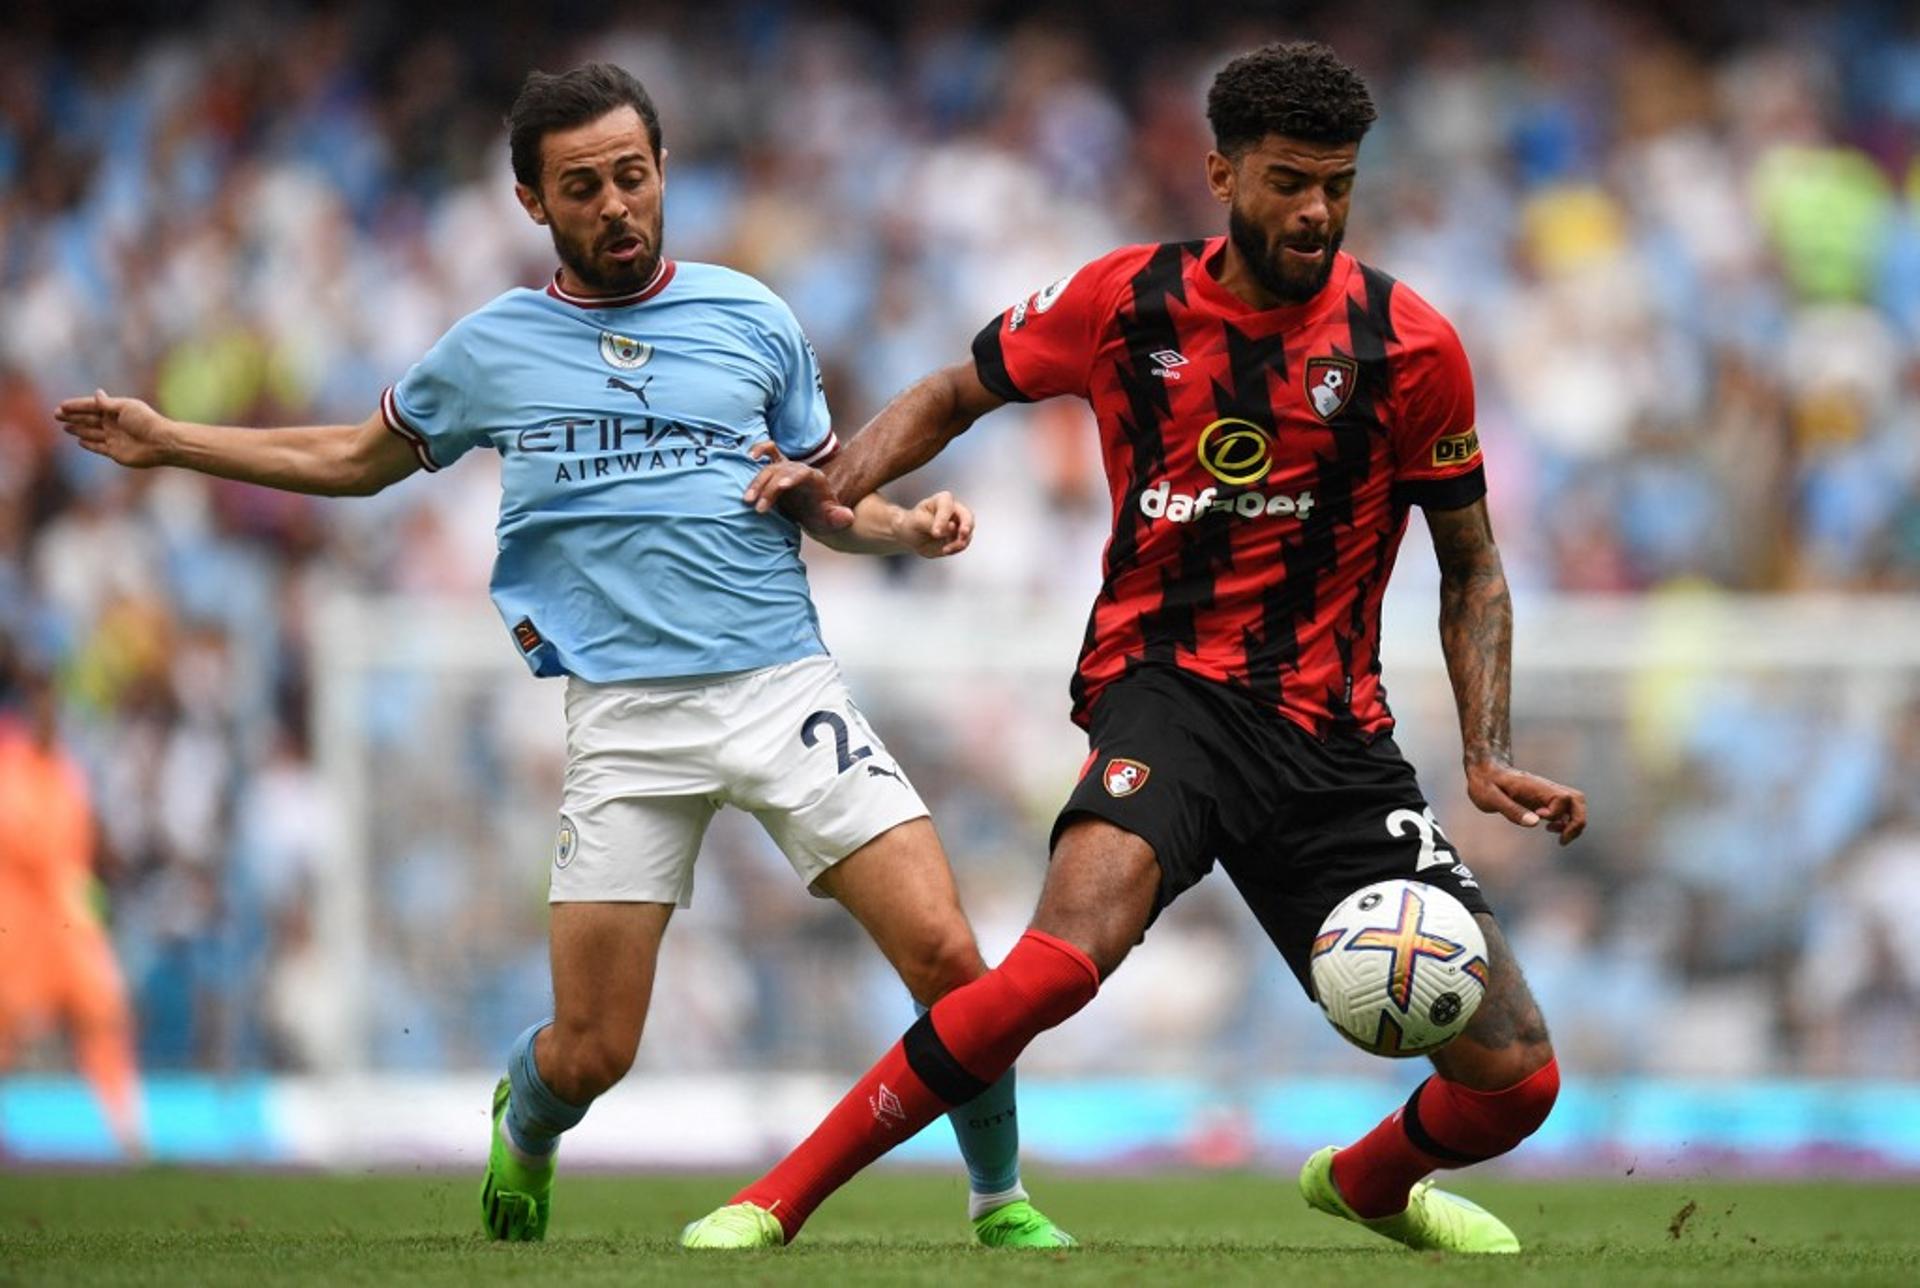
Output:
[5,0,1920,1098]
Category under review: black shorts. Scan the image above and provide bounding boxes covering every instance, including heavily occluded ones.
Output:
[1052,665,1494,996]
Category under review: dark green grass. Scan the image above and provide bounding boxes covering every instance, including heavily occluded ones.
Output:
[3,1170,1916,1286]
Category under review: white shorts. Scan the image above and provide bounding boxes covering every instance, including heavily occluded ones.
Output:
[549,654,930,905]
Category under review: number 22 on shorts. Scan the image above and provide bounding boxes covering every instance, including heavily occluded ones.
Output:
[800,709,871,774]
[1386,805,1455,872]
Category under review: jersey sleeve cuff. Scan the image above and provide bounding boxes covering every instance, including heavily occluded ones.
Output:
[971,319,1033,404]
[380,386,441,472]
[1393,464,1485,511]
[788,430,840,467]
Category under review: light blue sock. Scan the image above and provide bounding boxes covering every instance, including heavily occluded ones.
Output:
[922,1003,1023,1198]
[504,1020,588,1157]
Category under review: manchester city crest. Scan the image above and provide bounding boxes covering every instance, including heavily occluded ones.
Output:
[554,816,579,869]
[599,331,653,370]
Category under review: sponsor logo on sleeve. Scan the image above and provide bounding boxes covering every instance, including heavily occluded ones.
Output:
[1033,272,1074,314]
[1006,270,1077,333]
[1432,427,1481,467]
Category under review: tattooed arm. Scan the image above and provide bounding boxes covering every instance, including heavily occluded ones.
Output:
[1427,499,1587,845]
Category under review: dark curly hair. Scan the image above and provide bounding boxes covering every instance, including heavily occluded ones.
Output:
[508,63,663,191]
[1206,41,1377,156]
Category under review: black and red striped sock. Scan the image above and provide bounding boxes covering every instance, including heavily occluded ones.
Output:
[732,929,1100,1240]
[1331,1057,1560,1218]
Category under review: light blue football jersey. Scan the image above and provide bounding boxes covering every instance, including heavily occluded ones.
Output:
[380,260,842,681]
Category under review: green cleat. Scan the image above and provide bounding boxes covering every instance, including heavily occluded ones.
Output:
[681,1202,787,1249]
[972,1198,1077,1249]
[480,1076,554,1242]
[1299,1145,1520,1254]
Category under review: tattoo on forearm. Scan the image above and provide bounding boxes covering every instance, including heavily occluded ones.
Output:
[1431,503,1512,766]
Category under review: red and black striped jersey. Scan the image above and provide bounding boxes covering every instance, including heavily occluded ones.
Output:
[973,238,1485,740]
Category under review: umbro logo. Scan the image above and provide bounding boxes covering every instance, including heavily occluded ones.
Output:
[870,1083,906,1127]
[1149,349,1188,380]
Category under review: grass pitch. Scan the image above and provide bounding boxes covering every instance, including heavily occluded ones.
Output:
[2,1169,1915,1286]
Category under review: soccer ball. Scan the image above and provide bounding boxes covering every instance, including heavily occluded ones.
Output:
[1310,879,1489,1057]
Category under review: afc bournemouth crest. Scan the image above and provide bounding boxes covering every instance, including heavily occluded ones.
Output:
[1103,758,1151,798]
[599,330,653,370]
[1304,354,1357,421]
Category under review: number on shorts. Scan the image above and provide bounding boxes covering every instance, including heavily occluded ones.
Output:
[801,709,872,774]
[1386,806,1455,872]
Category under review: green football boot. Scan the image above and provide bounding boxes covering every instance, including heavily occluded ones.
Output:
[1299,1145,1520,1254]
[480,1076,555,1242]
[972,1198,1077,1249]
[681,1202,786,1249]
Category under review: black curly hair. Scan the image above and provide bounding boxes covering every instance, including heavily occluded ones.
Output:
[1206,41,1377,156]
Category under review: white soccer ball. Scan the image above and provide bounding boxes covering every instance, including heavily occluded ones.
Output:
[1310,879,1489,1057]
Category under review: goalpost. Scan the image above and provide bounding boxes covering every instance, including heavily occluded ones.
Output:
[310,587,1920,1079]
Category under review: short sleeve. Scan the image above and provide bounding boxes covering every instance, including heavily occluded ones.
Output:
[765,306,836,465]
[971,261,1108,404]
[381,325,491,472]
[1389,316,1486,511]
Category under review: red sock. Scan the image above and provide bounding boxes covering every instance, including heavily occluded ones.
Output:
[734,929,1100,1240]
[1331,1057,1560,1218]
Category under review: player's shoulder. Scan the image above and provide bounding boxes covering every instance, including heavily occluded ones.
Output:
[664,262,812,349]
[1077,239,1201,290]
[1352,258,1463,356]
[439,287,555,348]
[1022,240,1202,327]
[668,261,791,312]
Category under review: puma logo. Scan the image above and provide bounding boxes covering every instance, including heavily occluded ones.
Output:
[606,375,652,408]
[866,764,906,785]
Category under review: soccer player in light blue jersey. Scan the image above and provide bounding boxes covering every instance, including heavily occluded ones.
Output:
[57,62,1070,1251]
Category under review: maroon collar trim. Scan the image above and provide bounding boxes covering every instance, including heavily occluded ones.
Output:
[545,259,675,308]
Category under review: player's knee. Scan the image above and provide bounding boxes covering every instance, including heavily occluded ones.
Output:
[1033,822,1158,977]
[1517,1047,1559,1119]
[1479,1048,1560,1141]
[896,928,986,1005]
[1467,1028,1554,1087]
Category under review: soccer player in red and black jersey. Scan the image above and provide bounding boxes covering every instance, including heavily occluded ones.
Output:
[685,41,1587,1255]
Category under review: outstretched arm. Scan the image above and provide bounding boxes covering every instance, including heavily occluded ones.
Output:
[1427,499,1587,845]
[815,490,974,558]
[741,443,973,557]
[824,360,1006,506]
[55,390,420,497]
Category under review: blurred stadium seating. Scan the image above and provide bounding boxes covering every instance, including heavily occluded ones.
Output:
[4,0,1920,1164]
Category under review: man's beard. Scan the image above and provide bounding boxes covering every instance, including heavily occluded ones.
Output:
[550,211,665,294]
[1229,203,1343,305]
